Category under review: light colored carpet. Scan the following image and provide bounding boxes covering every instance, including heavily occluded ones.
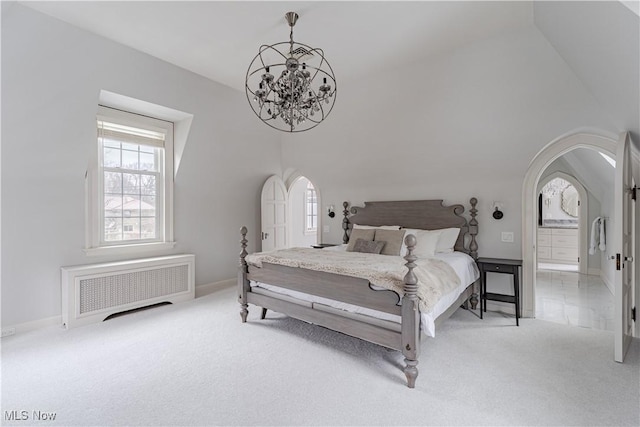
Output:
[2,285,639,426]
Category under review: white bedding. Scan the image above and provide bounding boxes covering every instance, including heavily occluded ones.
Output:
[250,247,479,337]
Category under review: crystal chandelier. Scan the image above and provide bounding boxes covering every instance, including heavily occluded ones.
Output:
[245,12,337,132]
[542,177,570,198]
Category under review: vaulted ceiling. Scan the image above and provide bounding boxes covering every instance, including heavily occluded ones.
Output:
[18,1,640,144]
[19,1,534,91]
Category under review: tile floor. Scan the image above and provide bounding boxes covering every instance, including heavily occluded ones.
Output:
[535,268,614,331]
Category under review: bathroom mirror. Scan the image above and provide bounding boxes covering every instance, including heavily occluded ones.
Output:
[561,185,579,217]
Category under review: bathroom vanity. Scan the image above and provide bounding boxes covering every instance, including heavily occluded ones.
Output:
[537,220,579,265]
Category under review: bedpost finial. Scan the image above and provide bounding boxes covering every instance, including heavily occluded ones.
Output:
[240,226,248,236]
[404,233,417,249]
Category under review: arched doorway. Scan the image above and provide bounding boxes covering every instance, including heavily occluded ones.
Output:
[521,132,617,318]
[537,171,588,274]
[260,173,321,250]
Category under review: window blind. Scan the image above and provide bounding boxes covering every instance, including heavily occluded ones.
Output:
[97,120,165,148]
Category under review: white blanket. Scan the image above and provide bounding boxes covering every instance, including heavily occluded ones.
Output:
[246,248,460,314]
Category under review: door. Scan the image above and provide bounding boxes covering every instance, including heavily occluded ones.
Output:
[614,132,634,362]
[261,175,288,251]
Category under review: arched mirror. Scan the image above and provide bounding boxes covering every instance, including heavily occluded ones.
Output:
[561,185,579,217]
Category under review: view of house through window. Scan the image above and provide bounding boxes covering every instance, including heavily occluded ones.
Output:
[94,106,173,248]
[101,127,161,242]
[305,181,317,233]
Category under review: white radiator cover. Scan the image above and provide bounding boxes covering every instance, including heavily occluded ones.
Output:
[61,254,195,328]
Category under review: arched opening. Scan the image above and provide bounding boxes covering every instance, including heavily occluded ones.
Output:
[260,173,322,251]
[537,171,588,274]
[521,132,617,320]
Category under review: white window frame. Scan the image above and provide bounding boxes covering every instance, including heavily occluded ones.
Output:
[304,182,317,235]
[85,106,175,256]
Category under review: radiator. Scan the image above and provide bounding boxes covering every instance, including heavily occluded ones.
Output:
[61,254,195,328]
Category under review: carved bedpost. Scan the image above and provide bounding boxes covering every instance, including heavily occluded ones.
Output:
[401,233,420,388]
[238,226,250,323]
[342,201,350,244]
[468,198,478,260]
[468,198,479,310]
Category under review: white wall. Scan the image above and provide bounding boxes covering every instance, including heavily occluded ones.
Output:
[281,25,616,262]
[534,1,640,146]
[1,4,282,327]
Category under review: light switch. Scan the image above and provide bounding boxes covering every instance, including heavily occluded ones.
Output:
[501,232,514,243]
[323,226,330,233]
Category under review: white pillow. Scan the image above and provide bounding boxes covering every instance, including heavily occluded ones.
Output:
[353,224,401,230]
[436,228,461,254]
[400,229,442,258]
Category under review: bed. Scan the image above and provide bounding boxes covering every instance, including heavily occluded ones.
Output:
[238,198,479,388]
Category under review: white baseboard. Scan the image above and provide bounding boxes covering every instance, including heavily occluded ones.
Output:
[587,268,601,276]
[1,315,63,338]
[195,279,235,298]
[601,273,614,294]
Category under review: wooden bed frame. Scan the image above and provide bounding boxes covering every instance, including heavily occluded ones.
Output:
[238,198,479,388]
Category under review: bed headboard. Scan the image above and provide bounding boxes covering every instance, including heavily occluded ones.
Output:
[342,198,478,259]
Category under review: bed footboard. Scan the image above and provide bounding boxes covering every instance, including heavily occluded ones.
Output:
[238,226,422,388]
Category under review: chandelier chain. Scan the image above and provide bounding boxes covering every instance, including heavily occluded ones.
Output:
[289,26,294,55]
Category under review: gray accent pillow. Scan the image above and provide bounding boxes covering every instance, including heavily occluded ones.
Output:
[346,228,376,251]
[352,238,385,254]
[374,229,405,256]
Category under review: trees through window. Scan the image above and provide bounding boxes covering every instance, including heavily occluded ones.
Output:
[87,106,174,253]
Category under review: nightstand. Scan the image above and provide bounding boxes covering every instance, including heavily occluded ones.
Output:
[477,257,522,326]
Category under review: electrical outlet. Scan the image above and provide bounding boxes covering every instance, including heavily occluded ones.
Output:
[501,232,514,243]
[1,328,16,338]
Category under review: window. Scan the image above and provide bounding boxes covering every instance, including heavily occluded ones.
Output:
[305,181,317,233]
[86,106,174,255]
[599,152,616,167]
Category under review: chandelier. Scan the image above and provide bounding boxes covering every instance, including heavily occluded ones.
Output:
[542,177,570,198]
[245,12,337,132]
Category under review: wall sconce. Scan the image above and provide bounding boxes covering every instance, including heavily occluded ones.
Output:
[492,202,504,220]
[327,205,335,218]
